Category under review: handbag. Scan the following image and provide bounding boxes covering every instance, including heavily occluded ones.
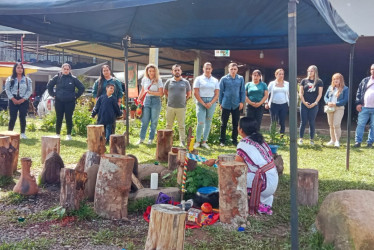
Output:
[134,83,154,118]
[324,105,335,113]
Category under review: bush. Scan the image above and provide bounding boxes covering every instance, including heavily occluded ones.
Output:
[27,122,37,132]
[185,165,218,199]
[0,110,9,126]
[72,102,94,136]
[40,111,57,132]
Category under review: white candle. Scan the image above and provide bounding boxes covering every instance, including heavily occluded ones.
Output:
[150,173,158,190]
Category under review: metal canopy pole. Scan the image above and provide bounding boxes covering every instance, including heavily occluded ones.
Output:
[288,0,299,249]
[346,44,355,171]
[123,36,131,146]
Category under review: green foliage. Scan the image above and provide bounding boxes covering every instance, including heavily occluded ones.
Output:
[4,192,26,204]
[128,197,155,214]
[72,102,94,136]
[26,122,37,132]
[0,110,9,126]
[40,111,57,132]
[307,231,334,250]
[68,201,98,220]
[0,237,55,250]
[161,169,178,187]
[185,165,218,198]
[0,176,14,187]
[130,103,137,111]
[266,121,288,146]
[51,206,66,219]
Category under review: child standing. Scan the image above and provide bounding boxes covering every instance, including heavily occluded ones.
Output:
[91,83,122,143]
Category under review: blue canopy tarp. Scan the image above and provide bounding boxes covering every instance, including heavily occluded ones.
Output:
[0,0,357,49]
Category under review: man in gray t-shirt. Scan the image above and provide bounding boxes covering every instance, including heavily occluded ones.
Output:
[164,64,191,147]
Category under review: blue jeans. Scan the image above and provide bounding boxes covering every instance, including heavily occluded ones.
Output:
[104,124,113,144]
[270,103,288,134]
[355,107,374,144]
[196,97,217,142]
[140,96,162,140]
[299,103,318,139]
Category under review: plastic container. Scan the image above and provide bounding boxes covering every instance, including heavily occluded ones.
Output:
[193,186,219,208]
[268,144,279,154]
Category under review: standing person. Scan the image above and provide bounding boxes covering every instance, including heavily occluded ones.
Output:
[164,64,191,147]
[47,63,85,140]
[193,62,219,149]
[324,73,348,147]
[91,83,122,144]
[353,64,374,148]
[265,69,289,135]
[298,65,323,145]
[219,62,245,146]
[245,69,268,131]
[137,64,163,145]
[5,62,32,139]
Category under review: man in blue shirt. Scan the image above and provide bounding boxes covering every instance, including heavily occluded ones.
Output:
[219,62,245,146]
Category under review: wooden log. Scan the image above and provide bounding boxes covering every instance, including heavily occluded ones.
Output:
[273,154,284,175]
[40,151,65,185]
[74,152,87,172]
[13,158,38,195]
[60,168,87,211]
[87,125,106,155]
[84,164,99,201]
[176,149,198,184]
[298,169,318,206]
[131,173,144,190]
[145,204,187,250]
[109,134,126,155]
[218,161,248,224]
[41,135,60,164]
[0,136,16,177]
[168,151,178,171]
[84,151,101,172]
[0,131,20,173]
[156,129,173,162]
[94,154,134,219]
[218,154,236,162]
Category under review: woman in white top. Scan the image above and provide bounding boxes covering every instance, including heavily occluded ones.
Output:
[265,69,289,135]
[137,64,164,145]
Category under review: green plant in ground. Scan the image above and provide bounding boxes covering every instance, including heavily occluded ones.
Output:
[40,111,57,132]
[68,201,98,220]
[266,121,287,146]
[0,110,9,126]
[161,169,178,187]
[72,102,94,136]
[185,165,218,199]
[0,176,14,187]
[3,191,27,204]
[128,197,155,214]
[91,229,123,246]
[26,122,37,132]
[0,237,56,250]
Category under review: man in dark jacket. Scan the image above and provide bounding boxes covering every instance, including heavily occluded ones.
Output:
[91,83,122,144]
[354,64,374,148]
[47,63,85,140]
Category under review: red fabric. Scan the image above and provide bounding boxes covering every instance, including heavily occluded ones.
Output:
[143,202,220,229]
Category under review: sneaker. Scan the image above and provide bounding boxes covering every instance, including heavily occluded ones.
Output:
[20,133,28,139]
[193,142,200,149]
[334,141,340,148]
[55,134,60,138]
[298,139,303,145]
[179,141,186,147]
[220,142,225,147]
[367,143,373,148]
[201,142,210,149]
[326,140,334,146]
[258,203,273,215]
[147,139,153,145]
[136,139,144,145]
[353,142,361,148]
[66,135,72,141]
[310,140,314,146]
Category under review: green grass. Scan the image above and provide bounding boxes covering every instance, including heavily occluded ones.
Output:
[0,238,56,250]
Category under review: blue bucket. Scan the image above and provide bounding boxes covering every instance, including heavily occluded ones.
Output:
[268,144,279,154]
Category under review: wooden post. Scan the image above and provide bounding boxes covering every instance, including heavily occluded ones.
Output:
[0,136,16,177]
[41,135,60,164]
[109,134,126,155]
[298,169,318,206]
[218,154,236,162]
[218,161,248,224]
[0,131,20,173]
[145,204,187,250]
[60,168,87,211]
[94,154,134,219]
[156,129,173,162]
[13,158,38,195]
[168,151,178,170]
[87,125,106,155]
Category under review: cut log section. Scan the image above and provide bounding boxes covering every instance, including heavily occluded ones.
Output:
[94,154,134,219]
[298,169,318,206]
[168,151,178,171]
[218,161,248,224]
[145,204,187,250]
[41,135,60,164]
[156,129,173,162]
[40,151,64,185]
[109,134,126,155]
[0,136,16,177]
[218,154,236,162]
[60,168,87,211]
[0,131,20,173]
[13,158,38,195]
[87,125,106,155]
[131,173,144,190]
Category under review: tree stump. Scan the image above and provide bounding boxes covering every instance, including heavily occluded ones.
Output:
[74,152,87,172]
[168,151,178,171]
[84,151,101,172]
[87,125,106,155]
[0,136,16,177]
[176,149,198,184]
[84,164,99,201]
[156,129,173,162]
[298,169,318,206]
[145,204,187,250]
[41,135,60,164]
[13,158,38,195]
[273,154,284,175]
[94,154,134,219]
[0,131,19,173]
[218,161,248,224]
[40,151,65,185]
[109,134,126,155]
[60,168,88,211]
[218,154,236,162]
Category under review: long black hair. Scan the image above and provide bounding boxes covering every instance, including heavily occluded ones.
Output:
[97,64,115,97]
[239,117,264,144]
[11,62,25,79]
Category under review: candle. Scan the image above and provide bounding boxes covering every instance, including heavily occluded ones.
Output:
[150,173,158,190]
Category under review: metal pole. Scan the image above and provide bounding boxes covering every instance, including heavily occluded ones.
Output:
[346,44,355,171]
[15,38,18,62]
[123,36,130,146]
[288,0,299,249]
